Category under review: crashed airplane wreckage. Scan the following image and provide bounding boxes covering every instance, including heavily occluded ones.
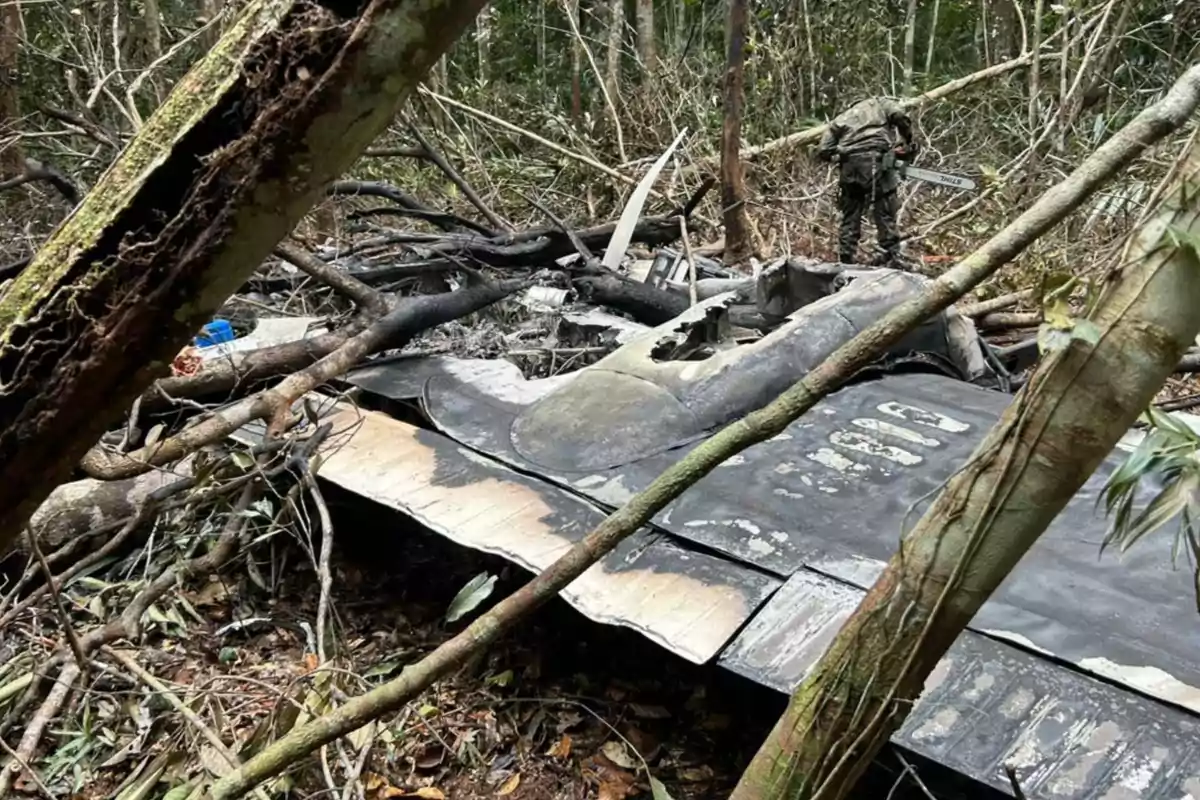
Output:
[234,259,1200,798]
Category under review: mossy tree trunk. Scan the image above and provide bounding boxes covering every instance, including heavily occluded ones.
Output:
[729,133,1200,800]
[0,0,489,555]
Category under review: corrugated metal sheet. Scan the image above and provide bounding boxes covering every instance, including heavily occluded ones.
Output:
[237,354,1200,799]
[411,367,1200,717]
[719,569,1200,799]
[234,399,779,665]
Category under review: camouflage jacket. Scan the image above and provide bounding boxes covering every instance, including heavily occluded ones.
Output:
[815,97,916,164]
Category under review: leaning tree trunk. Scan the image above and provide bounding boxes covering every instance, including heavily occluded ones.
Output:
[0,0,488,556]
[720,0,752,265]
[729,134,1200,800]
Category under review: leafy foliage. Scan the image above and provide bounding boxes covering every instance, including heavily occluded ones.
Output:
[1100,406,1200,608]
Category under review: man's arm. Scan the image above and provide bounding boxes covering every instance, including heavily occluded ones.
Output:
[888,104,920,157]
[816,124,842,162]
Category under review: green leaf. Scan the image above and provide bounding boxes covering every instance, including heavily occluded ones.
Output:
[445,572,497,623]
[486,669,514,687]
[1166,224,1200,257]
[650,776,676,800]
[229,451,255,471]
[363,659,403,679]
[1070,319,1102,346]
[162,785,196,800]
[1037,324,1071,354]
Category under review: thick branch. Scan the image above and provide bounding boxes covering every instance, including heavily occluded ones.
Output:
[273,241,388,314]
[83,278,526,478]
[407,123,510,231]
[0,157,80,205]
[328,180,496,236]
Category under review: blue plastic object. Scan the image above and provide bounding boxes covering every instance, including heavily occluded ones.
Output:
[194,318,236,348]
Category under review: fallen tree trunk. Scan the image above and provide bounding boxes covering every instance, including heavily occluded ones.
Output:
[142,274,519,410]
[203,58,1200,800]
[729,118,1200,800]
[573,274,690,325]
[84,276,526,479]
[0,0,489,553]
[1,465,191,575]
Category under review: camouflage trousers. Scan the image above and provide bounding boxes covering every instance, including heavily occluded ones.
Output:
[836,158,901,265]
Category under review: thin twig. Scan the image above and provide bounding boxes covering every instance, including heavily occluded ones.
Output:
[0,662,79,800]
[339,720,377,800]
[24,528,87,683]
[407,123,510,232]
[274,241,389,315]
[0,736,52,800]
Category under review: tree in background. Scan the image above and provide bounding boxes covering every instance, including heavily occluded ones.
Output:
[720,0,753,265]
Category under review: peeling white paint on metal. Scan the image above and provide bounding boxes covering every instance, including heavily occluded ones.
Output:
[747,537,776,556]
[732,519,762,535]
[806,447,869,474]
[1182,775,1200,799]
[590,474,639,505]
[921,655,954,696]
[769,531,789,542]
[720,454,747,466]
[1078,657,1200,714]
[1002,697,1062,772]
[850,417,941,447]
[830,431,923,466]
[800,475,814,487]
[876,401,970,433]
[911,706,960,741]
[769,433,793,442]
[774,487,804,499]
[573,474,608,488]
[1100,746,1169,800]
[812,555,886,587]
[963,671,995,701]
[981,629,1057,658]
[443,357,572,404]
[998,686,1037,719]
[1043,720,1125,797]
[775,462,800,474]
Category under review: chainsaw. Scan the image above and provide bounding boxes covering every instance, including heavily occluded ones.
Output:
[884,151,977,192]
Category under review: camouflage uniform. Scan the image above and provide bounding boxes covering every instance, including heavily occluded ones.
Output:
[816,97,919,265]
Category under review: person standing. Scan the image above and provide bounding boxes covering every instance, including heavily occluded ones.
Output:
[815,97,920,266]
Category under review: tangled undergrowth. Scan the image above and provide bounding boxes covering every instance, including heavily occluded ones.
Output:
[1,466,979,800]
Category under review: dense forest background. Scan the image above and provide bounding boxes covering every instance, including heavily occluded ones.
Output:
[2,3,1200,798]
[3,0,1197,288]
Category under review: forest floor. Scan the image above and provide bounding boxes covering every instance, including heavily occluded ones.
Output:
[3,481,997,800]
